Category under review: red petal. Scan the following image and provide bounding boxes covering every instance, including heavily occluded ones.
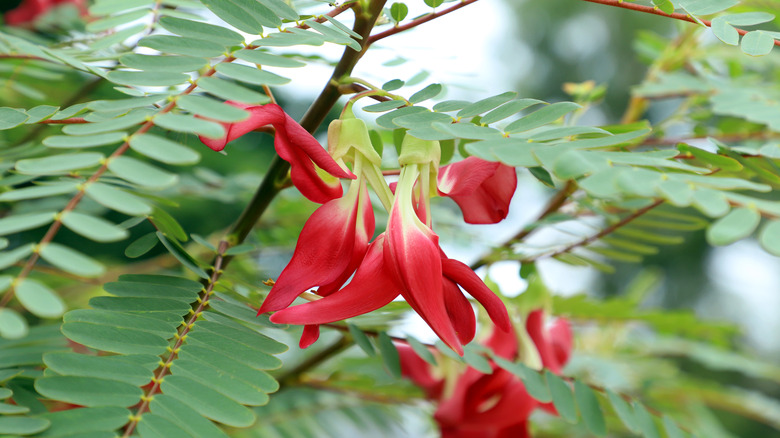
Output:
[299,324,320,349]
[387,202,461,354]
[257,194,360,314]
[279,140,344,203]
[438,157,517,224]
[441,258,511,333]
[526,310,570,373]
[277,109,352,180]
[549,318,573,368]
[317,184,375,296]
[396,343,443,399]
[442,278,476,346]
[269,236,401,324]
[198,103,281,152]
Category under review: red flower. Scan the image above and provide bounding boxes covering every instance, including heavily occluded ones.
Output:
[399,310,573,438]
[257,178,375,320]
[198,102,354,204]
[438,157,517,224]
[264,135,514,352]
[3,0,86,25]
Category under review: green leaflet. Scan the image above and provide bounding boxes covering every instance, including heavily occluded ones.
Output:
[177,95,250,122]
[160,375,256,427]
[196,76,271,104]
[159,16,245,46]
[120,54,209,72]
[706,207,761,246]
[16,153,103,175]
[575,381,606,436]
[35,376,143,407]
[39,242,106,278]
[148,395,229,438]
[0,308,28,340]
[129,134,201,165]
[15,279,66,319]
[377,331,401,378]
[0,211,55,236]
[107,156,178,189]
[201,0,280,34]
[214,63,291,86]
[60,211,129,242]
[138,35,226,58]
[547,371,578,423]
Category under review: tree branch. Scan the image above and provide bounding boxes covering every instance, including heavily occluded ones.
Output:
[367,0,480,46]
[581,0,780,47]
[471,181,577,270]
[522,199,665,263]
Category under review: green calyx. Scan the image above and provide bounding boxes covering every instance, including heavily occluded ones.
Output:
[327,118,382,165]
[398,134,440,166]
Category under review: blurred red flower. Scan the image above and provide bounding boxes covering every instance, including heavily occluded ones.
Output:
[3,0,87,26]
[398,310,572,438]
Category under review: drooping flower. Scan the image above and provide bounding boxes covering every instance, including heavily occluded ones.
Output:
[3,0,86,26]
[398,310,573,438]
[198,102,353,204]
[268,134,511,353]
[438,157,517,224]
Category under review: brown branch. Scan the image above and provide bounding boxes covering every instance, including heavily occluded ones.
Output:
[641,132,776,146]
[581,0,780,47]
[122,241,229,437]
[298,2,356,30]
[277,335,353,386]
[37,117,88,124]
[522,199,665,263]
[471,181,578,270]
[367,0,480,46]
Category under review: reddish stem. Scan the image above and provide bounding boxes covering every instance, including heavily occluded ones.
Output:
[582,0,780,47]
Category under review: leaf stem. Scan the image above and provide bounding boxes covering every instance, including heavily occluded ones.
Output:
[471,181,577,270]
[367,0,481,46]
[580,0,780,48]
[122,240,230,437]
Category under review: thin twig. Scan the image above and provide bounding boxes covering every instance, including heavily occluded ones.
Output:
[122,241,229,437]
[581,0,780,47]
[367,0,480,46]
[471,181,577,270]
[522,199,665,263]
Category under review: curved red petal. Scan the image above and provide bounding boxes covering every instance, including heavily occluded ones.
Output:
[443,278,476,346]
[257,195,359,314]
[438,158,517,224]
[280,140,344,203]
[269,237,401,325]
[396,343,443,399]
[484,324,519,361]
[387,206,461,354]
[441,258,511,333]
[198,104,281,152]
[437,157,499,197]
[317,184,375,296]
[548,318,573,367]
[278,109,353,180]
[526,310,565,373]
[299,324,321,349]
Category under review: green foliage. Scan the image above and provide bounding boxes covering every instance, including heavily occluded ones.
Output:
[0,0,779,436]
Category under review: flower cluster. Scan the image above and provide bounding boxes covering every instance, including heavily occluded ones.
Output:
[398,310,573,438]
[199,104,518,354]
[2,0,86,26]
